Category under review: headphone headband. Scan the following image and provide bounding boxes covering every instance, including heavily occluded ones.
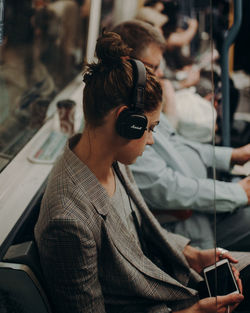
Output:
[115,59,148,139]
[129,59,146,111]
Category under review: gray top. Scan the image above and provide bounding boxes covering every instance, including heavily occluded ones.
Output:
[110,174,141,247]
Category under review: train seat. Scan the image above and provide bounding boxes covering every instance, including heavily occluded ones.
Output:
[0,241,52,313]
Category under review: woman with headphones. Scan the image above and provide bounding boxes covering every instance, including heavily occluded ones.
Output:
[35,32,244,313]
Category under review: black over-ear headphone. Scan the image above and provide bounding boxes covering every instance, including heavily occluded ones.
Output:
[115,59,148,139]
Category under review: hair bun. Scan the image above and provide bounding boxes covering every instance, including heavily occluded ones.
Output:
[96,31,132,65]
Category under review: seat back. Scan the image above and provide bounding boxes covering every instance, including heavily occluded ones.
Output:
[0,241,52,313]
[0,262,52,313]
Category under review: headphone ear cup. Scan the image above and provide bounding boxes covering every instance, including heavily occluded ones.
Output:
[116,109,148,139]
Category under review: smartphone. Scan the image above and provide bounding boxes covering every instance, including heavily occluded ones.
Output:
[203,259,239,297]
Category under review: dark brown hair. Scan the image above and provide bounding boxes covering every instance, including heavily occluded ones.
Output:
[82,31,162,127]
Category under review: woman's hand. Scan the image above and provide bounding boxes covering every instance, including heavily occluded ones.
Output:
[174,294,244,313]
[197,249,238,273]
[183,245,238,274]
[182,246,244,313]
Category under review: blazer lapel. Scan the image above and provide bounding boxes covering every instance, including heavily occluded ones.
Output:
[105,204,189,289]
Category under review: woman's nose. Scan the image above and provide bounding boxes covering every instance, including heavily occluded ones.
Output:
[146,131,154,145]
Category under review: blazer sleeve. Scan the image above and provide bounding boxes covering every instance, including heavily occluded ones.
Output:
[36,218,106,313]
[130,146,248,213]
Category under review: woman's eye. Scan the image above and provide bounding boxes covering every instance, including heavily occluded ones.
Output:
[148,126,156,133]
[147,122,159,133]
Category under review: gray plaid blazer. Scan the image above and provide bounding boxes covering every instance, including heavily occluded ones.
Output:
[34,136,249,313]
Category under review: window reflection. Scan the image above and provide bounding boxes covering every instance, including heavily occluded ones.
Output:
[0,0,90,172]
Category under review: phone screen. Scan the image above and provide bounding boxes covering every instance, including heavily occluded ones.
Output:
[204,261,239,296]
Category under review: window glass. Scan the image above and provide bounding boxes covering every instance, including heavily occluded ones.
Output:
[0,0,90,172]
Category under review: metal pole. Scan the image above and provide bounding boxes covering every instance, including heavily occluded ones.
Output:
[0,0,4,45]
[221,0,242,146]
[86,0,102,63]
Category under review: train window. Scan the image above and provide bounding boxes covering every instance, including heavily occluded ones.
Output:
[0,1,250,311]
[0,0,90,172]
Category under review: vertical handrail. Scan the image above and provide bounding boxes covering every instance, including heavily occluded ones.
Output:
[0,0,4,45]
[221,0,242,146]
[86,0,102,63]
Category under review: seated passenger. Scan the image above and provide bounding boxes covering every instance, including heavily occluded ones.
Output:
[137,1,239,131]
[0,0,56,157]
[1,0,55,117]
[112,20,250,252]
[35,31,250,313]
[134,8,218,143]
[33,0,83,88]
[142,0,200,90]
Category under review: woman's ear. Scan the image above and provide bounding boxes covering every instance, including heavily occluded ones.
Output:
[115,105,129,118]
